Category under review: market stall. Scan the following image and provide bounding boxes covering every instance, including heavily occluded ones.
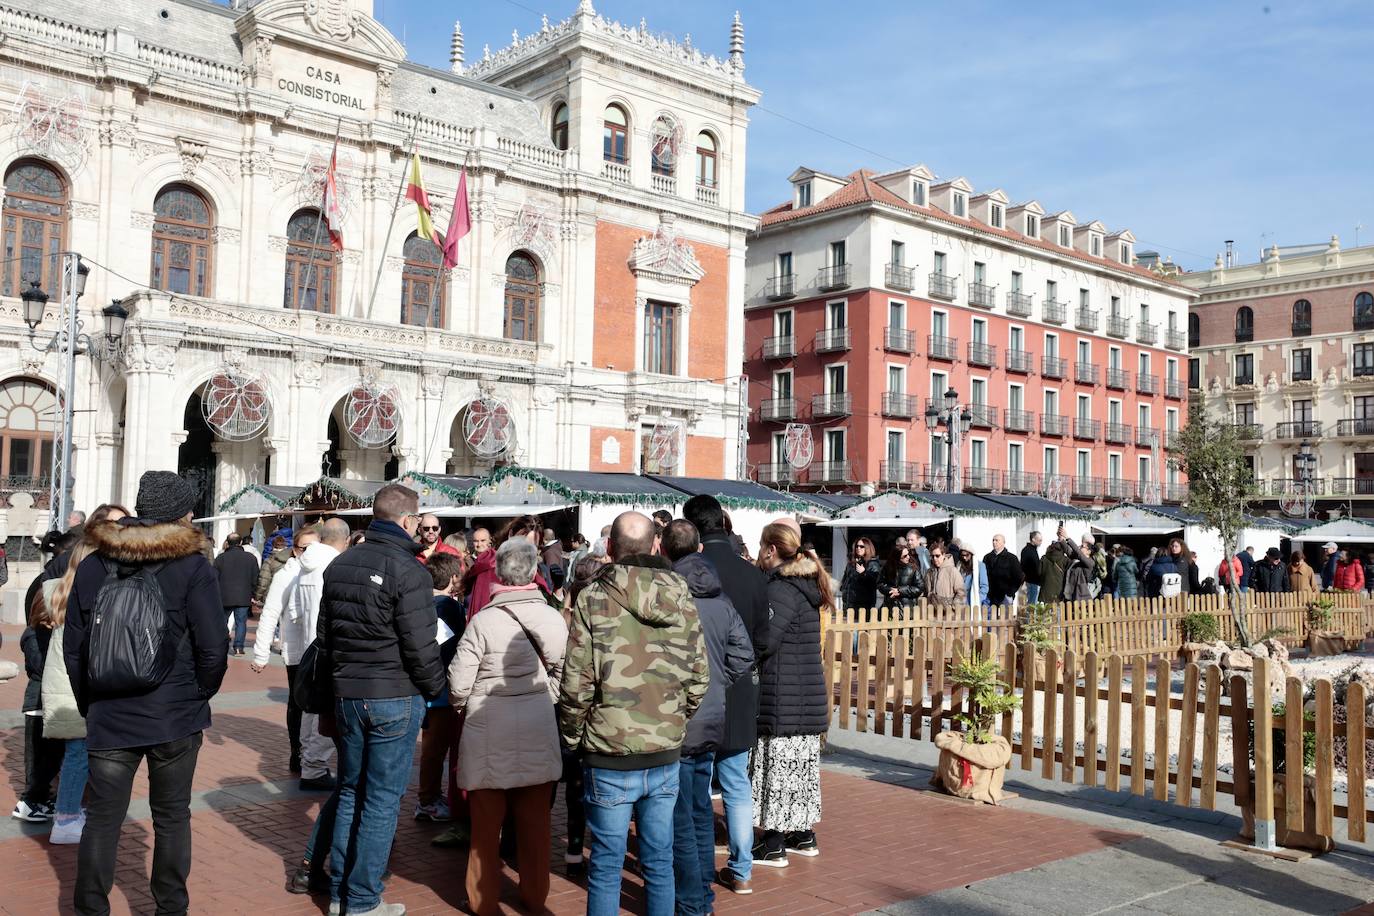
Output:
[205,483,306,543]
[648,474,816,555]
[1091,503,1225,575]
[978,493,1096,549]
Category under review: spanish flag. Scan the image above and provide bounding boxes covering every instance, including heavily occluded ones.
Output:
[404,154,442,247]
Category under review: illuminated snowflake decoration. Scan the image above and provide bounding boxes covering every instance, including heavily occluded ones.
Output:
[296,146,359,224]
[10,82,90,174]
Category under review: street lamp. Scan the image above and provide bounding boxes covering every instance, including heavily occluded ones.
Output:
[925,387,973,493]
[1297,439,1317,487]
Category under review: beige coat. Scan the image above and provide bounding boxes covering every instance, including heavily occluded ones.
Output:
[926,558,966,607]
[40,579,84,740]
[448,588,567,791]
[1290,560,1321,594]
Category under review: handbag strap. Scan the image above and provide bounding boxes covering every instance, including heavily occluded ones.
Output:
[499,605,555,676]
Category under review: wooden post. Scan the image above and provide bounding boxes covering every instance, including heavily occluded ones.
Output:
[1062,648,1077,783]
[837,628,854,731]
[1002,641,1018,744]
[1200,664,1221,810]
[930,636,946,740]
[1285,677,1304,832]
[1106,654,1123,792]
[1153,657,1171,802]
[1348,681,1367,843]
[1314,678,1334,839]
[1083,650,1099,789]
[1130,657,1147,796]
[1253,656,1276,850]
[856,631,872,734]
[912,635,927,742]
[892,631,908,740]
[1177,662,1199,808]
[1230,674,1251,815]
[1042,647,1059,780]
[873,633,889,737]
[1020,643,1036,771]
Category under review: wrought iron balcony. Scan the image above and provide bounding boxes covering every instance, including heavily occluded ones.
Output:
[1073,476,1103,498]
[814,327,851,353]
[1292,320,1312,337]
[884,326,916,353]
[1075,308,1099,332]
[1166,329,1187,350]
[812,392,852,418]
[1165,377,1184,399]
[765,275,796,300]
[760,397,796,422]
[1290,367,1314,384]
[1006,290,1034,317]
[1105,422,1132,444]
[1105,478,1133,501]
[1041,413,1068,437]
[1227,423,1263,440]
[1005,349,1033,373]
[757,463,797,485]
[885,262,916,292]
[1003,470,1040,494]
[1075,362,1099,385]
[1331,477,1374,496]
[1275,420,1321,439]
[1106,367,1130,389]
[1164,482,1188,503]
[1042,355,1067,379]
[1137,426,1160,447]
[1042,299,1067,324]
[882,392,918,418]
[880,460,922,487]
[817,264,851,292]
[1234,372,1255,387]
[968,341,996,367]
[1073,417,1100,440]
[928,334,958,361]
[1359,314,1374,332]
[1107,315,1131,338]
[762,335,795,359]
[1003,408,1034,433]
[1137,322,1159,345]
[964,467,999,492]
[813,460,851,483]
[1137,373,1159,395]
[1165,429,1182,450]
[1273,477,1326,496]
[1234,326,1254,343]
[969,403,996,428]
[1337,418,1374,437]
[928,272,958,300]
[968,281,997,309]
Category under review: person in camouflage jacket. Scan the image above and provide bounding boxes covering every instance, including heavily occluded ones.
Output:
[558,511,708,916]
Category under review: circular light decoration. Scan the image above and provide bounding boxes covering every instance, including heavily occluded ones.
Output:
[201,370,270,441]
[344,382,401,449]
[644,419,681,475]
[1279,481,1314,519]
[782,423,814,471]
[463,396,516,459]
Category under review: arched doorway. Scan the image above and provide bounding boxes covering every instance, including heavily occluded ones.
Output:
[178,394,216,521]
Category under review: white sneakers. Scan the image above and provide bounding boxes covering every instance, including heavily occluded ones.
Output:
[11,800,53,822]
[50,814,86,845]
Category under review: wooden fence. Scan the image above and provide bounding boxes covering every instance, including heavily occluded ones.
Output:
[825,623,1373,847]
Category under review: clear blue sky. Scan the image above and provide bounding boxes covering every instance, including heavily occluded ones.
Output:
[368,0,1374,271]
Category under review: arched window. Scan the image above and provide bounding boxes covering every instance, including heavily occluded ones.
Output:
[503,251,540,342]
[283,209,339,312]
[1356,291,1374,331]
[695,131,717,189]
[551,103,569,151]
[650,116,677,176]
[603,104,628,164]
[150,184,214,297]
[2,159,66,299]
[1187,312,1200,348]
[1234,306,1253,342]
[1292,299,1312,335]
[400,232,444,328]
[0,377,57,484]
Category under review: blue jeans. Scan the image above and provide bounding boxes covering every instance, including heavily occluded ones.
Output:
[672,753,715,916]
[227,606,248,650]
[56,738,88,817]
[330,696,423,912]
[713,748,752,881]
[1025,583,1040,605]
[584,763,678,916]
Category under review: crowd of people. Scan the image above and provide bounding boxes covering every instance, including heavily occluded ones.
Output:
[13,473,834,916]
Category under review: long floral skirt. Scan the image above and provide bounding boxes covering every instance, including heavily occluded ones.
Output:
[750,734,822,832]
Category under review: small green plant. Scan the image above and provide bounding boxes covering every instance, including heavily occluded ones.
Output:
[949,652,1019,744]
[1271,701,1317,772]
[1306,598,1335,630]
[1181,612,1221,645]
[1017,603,1057,652]
[1255,626,1294,643]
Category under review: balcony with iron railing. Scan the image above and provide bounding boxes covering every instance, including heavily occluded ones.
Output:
[1105,478,1133,501]
[762,334,795,359]
[812,392,852,418]
[1075,362,1099,385]
[1005,348,1033,373]
[760,397,796,422]
[1137,373,1159,395]
[880,460,922,487]
[813,461,851,483]
[1357,361,1374,378]
[1107,315,1131,338]
[1166,328,1187,350]
[817,263,851,291]
[1331,477,1374,496]
[0,475,50,508]
[1292,320,1312,337]
[1004,408,1034,433]
[1043,299,1067,324]
[1006,290,1034,317]
[814,326,851,353]
[882,391,918,418]
[1137,322,1159,345]
[1042,355,1067,379]
[1272,477,1327,496]
[928,272,958,300]
[1275,420,1321,439]
[1164,482,1188,503]
[1002,470,1040,494]
[1227,422,1264,440]
[757,463,798,486]
[1137,426,1160,447]
[1165,429,1182,450]
[1105,422,1132,444]
[928,334,958,361]
[964,467,999,491]
[1075,307,1100,332]
[1106,367,1130,389]
[968,281,997,309]
[1041,413,1068,437]
[1074,417,1101,440]
[884,326,916,353]
[885,262,916,292]
[1234,371,1255,387]
[1073,476,1102,498]
[1336,418,1374,437]
[1234,325,1254,343]
[1290,366,1314,384]
[968,341,996,367]
[765,274,796,300]
[1165,377,1184,399]
[969,403,996,428]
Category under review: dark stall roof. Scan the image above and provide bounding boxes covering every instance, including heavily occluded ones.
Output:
[979,494,1097,519]
[649,475,815,512]
[487,467,684,505]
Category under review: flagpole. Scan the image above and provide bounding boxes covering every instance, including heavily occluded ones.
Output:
[422,148,471,330]
[367,118,421,321]
[299,117,343,312]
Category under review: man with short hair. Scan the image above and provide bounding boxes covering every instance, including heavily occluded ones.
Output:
[67,509,86,530]
[320,484,446,916]
[983,535,1024,606]
[662,520,753,915]
[471,527,492,557]
[417,514,458,565]
[1021,531,1043,604]
[541,527,565,590]
[1237,546,1255,593]
[559,511,709,916]
[215,533,260,657]
[907,530,930,573]
[683,493,771,895]
[1321,541,1340,590]
[64,471,229,915]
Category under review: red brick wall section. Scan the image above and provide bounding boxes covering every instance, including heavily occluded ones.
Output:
[588,427,634,472]
[690,243,729,379]
[685,435,725,478]
[1193,277,1374,345]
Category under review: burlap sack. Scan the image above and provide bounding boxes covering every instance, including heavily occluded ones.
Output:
[1305,630,1344,658]
[1239,775,1334,853]
[932,732,1013,805]
[1178,643,1206,666]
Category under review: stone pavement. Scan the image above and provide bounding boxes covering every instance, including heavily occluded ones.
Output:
[1,622,1373,914]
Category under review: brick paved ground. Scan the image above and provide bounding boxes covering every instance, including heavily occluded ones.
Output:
[0,623,1140,915]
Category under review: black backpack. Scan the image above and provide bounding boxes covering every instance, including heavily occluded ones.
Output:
[87,560,178,695]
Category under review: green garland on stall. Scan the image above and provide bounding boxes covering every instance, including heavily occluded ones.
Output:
[217,483,292,514]
[839,488,1044,520]
[300,477,375,509]
[396,471,480,503]
[482,465,681,508]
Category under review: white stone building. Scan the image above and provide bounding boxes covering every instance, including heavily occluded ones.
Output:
[0,0,758,535]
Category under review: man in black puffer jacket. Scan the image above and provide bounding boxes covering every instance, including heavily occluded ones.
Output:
[664,521,753,914]
[318,483,446,916]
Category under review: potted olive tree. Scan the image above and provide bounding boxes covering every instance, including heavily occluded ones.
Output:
[932,653,1019,805]
[1017,603,1061,686]
[1304,597,1342,657]
[1179,611,1222,665]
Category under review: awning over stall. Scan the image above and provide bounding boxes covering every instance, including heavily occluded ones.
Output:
[980,494,1096,519]
[472,467,685,508]
[215,483,304,516]
[297,477,389,511]
[395,471,482,507]
[1289,517,1374,544]
[649,475,815,513]
[1090,503,1198,536]
[818,490,1019,527]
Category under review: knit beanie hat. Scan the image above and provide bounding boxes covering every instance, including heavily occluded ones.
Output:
[136,470,197,523]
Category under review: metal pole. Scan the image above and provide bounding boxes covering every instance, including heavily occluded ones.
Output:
[47,252,78,531]
[298,118,343,313]
[944,419,954,493]
[367,120,421,321]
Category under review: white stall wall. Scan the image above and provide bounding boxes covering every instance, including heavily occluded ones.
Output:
[1238,527,1284,563]
[951,516,1008,555]
[1184,525,1225,584]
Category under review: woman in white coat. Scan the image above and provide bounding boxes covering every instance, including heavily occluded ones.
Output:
[449,538,567,916]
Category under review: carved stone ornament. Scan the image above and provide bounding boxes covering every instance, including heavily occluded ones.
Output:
[127,341,178,373]
[267,235,289,253]
[499,204,558,260]
[130,211,156,230]
[20,350,46,376]
[305,0,360,42]
[68,200,99,221]
[421,369,445,397]
[627,213,704,286]
[176,136,208,179]
[293,356,323,387]
[211,226,242,244]
[253,35,274,69]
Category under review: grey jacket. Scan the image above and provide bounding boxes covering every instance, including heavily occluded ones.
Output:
[673,554,754,756]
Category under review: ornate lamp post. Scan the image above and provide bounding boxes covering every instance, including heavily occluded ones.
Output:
[924,386,972,493]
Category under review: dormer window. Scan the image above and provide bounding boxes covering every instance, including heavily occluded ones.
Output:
[953,192,967,217]
[1058,224,1071,247]
[990,204,1004,229]
[1090,234,1102,257]
[1119,242,1131,264]
[797,181,812,208]
[1025,214,1040,239]
[911,180,927,206]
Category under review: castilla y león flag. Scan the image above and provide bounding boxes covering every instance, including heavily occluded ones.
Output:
[439,166,471,270]
[321,146,345,251]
